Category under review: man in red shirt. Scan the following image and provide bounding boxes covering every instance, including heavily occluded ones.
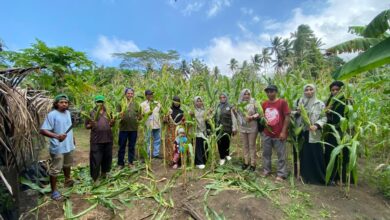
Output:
[261,85,290,181]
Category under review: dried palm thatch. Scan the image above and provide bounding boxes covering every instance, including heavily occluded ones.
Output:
[0,67,52,171]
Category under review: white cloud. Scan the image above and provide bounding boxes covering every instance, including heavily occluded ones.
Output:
[207,0,232,17]
[92,35,139,63]
[252,16,260,23]
[189,37,264,76]
[183,1,204,15]
[189,0,387,75]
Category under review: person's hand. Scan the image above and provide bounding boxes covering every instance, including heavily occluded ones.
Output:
[309,125,318,131]
[89,121,97,128]
[189,111,194,117]
[109,119,115,127]
[57,134,67,142]
[232,130,237,136]
[279,132,287,141]
[245,115,252,122]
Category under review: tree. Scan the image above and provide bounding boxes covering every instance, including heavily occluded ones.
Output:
[0,39,93,92]
[114,48,179,71]
[251,54,261,72]
[229,58,239,75]
[179,60,190,78]
[259,48,272,75]
[327,9,390,79]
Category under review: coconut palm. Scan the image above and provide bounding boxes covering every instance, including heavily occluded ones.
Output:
[229,58,239,75]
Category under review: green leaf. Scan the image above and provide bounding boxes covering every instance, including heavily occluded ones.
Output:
[332,37,390,79]
[325,145,345,184]
[363,9,390,38]
[327,38,381,54]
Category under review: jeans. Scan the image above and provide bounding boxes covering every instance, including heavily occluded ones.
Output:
[146,128,161,157]
[118,131,138,165]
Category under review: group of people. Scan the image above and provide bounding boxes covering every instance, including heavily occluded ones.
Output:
[40,81,350,200]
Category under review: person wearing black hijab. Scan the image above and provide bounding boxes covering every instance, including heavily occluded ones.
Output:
[164,96,185,164]
[324,81,353,185]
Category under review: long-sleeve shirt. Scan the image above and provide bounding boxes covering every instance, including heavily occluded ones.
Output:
[140,100,161,129]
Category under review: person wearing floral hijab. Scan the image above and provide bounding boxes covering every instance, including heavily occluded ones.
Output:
[193,96,208,169]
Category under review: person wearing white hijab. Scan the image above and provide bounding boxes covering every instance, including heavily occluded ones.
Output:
[193,96,208,169]
[294,84,327,184]
[236,89,259,171]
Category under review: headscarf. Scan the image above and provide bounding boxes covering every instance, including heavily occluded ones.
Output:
[171,96,184,123]
[238,88,252,103]
[193,96,204,110]
[301,84,317,110]
[216,92,229,124]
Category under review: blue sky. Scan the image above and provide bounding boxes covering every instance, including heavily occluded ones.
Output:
[1,0,387,74]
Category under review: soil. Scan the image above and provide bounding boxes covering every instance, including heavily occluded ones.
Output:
[20,128,390,220]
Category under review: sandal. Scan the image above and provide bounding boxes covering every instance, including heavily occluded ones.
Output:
[51,191,63,201]
[64,179,75,188]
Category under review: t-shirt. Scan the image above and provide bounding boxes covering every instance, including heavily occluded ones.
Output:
[118,101,140,131]
[41,110,75,154]
[262,99,290,138]
[85,110,113,144]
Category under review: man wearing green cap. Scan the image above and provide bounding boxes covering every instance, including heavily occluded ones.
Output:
[40,94,75,201]
[85,95,115,182]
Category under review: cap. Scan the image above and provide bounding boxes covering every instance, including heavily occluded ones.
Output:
[264,85,278,92]
[94,95,105,102]
[54,94,69,102]
[145,90,154,95]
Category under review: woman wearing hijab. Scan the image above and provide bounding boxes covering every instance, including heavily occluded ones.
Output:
[193,96,209,169]
[214,93,238,165]
[237,89,259,171]
[324,81,353,184]
[294,84,327,184]
[164,96,185,164]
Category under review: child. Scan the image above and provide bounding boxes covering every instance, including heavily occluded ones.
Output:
[172,127,188,169]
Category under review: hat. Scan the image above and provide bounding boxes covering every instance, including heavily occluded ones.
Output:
[177,127,185,134]
[54,94,69,102]
[94,95,105,102]
[264,85,278,92]
[173,96,181,103]
[145,90,154,95]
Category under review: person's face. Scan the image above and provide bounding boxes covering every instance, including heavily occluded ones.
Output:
[266,90,277,100]
[57,99,69,111]
[243,92,250,101]
[146,94,153,101]
[96,101,104,107]
[173,101,180,107]
[330,86,341,96]
[304,86,315,98]
[219,95,227,104]
[126,90,134,99]
[196,98,203,108]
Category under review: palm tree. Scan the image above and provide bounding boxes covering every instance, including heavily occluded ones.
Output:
[229,58,239,75]
[259,48,272,75]
[251,54,261,73]
[179,59,190,78]
[270,36,283,73]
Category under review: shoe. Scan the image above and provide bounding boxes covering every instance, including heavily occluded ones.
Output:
[196,164,205,169]
[172,164,178,169]
[128,163,134,169]
[275,176,285,182]
[249,166,256,172]
[242,164,249,170]
[219,159,226,166]
[101,172,107,179]
[226,156,232,161]
[118,165,125,170]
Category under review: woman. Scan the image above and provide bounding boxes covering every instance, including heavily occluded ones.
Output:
[237,89,259,171]
[214,93,237,165]
[193,96,208,169]
[324,81,352,184]
[295,84,327,184]
[164,96,185,164]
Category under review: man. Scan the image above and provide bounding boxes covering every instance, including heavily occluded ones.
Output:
[40,94,75,200]
[261,85,290,181]
[140,90,162,159]
[85,95,114,182]
[117,88,141,169]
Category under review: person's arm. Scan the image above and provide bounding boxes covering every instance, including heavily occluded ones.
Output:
[40,129,66,142]
[231,108,238,135]
[311,103,327,131]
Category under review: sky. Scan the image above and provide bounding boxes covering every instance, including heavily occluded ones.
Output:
[1,0,388,75]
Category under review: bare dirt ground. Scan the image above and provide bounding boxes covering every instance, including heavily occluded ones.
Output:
[21,127,390,220]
